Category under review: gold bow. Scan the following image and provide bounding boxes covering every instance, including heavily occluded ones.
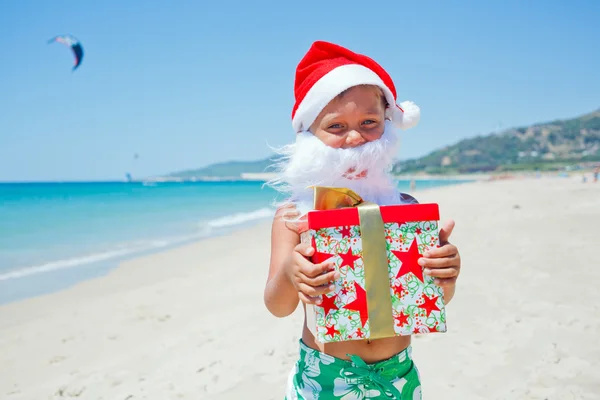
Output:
[312,186,395,340]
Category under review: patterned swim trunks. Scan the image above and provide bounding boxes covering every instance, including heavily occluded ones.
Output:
[285,340,422,399]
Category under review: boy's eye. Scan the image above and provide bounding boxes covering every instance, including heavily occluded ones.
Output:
[327,123,343,129]
[362,119,377,125]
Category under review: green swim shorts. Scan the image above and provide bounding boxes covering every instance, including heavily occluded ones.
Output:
[285,340,422,399]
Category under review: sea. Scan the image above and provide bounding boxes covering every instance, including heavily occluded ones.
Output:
[0,179,469,304]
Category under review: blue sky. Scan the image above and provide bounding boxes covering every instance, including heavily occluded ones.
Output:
[1,0,598,182]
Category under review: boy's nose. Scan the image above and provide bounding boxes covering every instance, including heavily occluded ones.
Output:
[345,130,366,148]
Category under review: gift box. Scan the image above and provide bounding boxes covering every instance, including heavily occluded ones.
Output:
[299,187,447,343]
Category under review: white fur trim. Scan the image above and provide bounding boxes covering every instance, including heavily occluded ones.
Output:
[292,64,395,132]
[391,101,420,130]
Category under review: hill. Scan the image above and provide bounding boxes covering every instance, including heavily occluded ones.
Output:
[394,109,600,174]
[167,157,277,179]
[167,109,600,179]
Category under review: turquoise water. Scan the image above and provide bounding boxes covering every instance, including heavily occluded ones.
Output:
[0,179,468,304]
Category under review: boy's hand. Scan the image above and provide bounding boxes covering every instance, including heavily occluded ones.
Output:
[419,219,461,287]
[288,242,339,305]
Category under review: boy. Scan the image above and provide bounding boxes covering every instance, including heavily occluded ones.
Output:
[265,41,462,399]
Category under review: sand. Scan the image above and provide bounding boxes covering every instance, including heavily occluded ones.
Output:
[1,177,599,399]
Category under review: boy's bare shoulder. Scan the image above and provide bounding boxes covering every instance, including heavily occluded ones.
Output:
[274,202,297,218]
[399,192,419,204]
[272,203,302,236]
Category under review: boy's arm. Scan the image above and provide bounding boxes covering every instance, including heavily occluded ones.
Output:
[263,207,302,318]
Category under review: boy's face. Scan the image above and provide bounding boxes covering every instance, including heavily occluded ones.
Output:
[309,85,387,149]
[271,83,401,210]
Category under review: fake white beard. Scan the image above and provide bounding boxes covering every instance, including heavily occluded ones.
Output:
[267,120,404,216]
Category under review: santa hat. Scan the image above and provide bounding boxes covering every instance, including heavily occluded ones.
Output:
[291,41,420,133]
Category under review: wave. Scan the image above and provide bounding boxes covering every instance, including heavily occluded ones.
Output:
[205,207,274,229]
[0,207,275,282]
[0,246,156,281]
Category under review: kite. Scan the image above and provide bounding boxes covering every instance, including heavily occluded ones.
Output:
[48,35,84,71]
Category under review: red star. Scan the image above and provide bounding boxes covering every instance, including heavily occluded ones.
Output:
[392,283,404,297]
[355,328,365,338]
[311,236,334,264]
[318,294,338,316]
[394,311,409,327]
[391,239,424,282]
[415,227,422,235]
[413,326,421,334]
[325,324,340,338]
[339,226,352,238]
[419,295,440,316]
[338,247,360,270]
[340,287,348,296]
[343,282,369,327]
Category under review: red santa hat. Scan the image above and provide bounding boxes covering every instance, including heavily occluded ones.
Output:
[291,41,420,133]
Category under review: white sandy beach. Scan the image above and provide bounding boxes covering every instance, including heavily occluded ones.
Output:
[1,177,599,399]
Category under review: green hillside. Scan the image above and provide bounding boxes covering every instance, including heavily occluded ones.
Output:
[168,109,600,179]
[393,109,600,174]
[168,157,277,178]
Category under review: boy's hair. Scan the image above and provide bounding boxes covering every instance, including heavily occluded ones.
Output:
[335,84,389,110]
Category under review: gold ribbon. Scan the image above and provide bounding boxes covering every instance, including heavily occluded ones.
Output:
[312,186,395,340]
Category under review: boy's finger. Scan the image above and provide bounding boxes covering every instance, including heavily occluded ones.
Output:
[295,243,314,257]
[302,269,339,287]
[298,292,322,305]
[419,257,457,269]
[303,260,336,278]
[424,266,459,278]
[298,283,334,300]
[423,244,458,258]
[438,219,455,244]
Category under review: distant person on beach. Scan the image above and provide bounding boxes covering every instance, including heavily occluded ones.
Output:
[264,41,462,399]
[594,166,599,183]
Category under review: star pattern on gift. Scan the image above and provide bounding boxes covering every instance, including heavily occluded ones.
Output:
[311,236,334,264]
[394,311,409,327]
[325,324,340,338]
[338,226,352,238]
[318,294,339,316]
[392,282,404,297]
[338,247,360,270]
[391,239,424,282]
[310,221,446,343]
[343,282,368,327]
[419,294,440,316]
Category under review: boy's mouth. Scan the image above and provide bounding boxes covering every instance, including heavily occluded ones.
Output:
[343,168,368,180]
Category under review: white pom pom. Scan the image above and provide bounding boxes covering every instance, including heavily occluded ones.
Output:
[392,101,421,130]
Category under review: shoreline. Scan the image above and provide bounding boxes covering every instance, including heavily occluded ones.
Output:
[0,173,576,306]
[0,173,579,306]
[0,179,470,306]
[0,216,275,306]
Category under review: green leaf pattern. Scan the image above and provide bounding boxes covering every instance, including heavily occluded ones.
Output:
[292,349,336,398]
